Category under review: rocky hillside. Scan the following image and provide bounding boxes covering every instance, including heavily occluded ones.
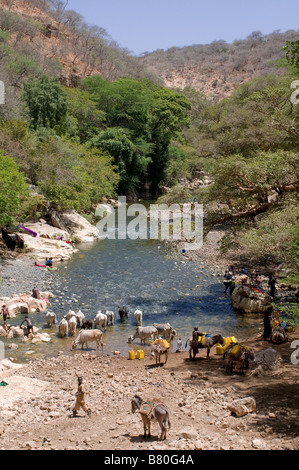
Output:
[0,0,160,87]
[140,30,299,100]
[1,1,297,100]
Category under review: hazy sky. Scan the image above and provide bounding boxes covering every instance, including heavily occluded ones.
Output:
[66,0,299,55]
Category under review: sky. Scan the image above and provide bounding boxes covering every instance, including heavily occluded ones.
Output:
[65,0,299,56]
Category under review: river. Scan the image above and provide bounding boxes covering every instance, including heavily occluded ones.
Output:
[3,204,264,362]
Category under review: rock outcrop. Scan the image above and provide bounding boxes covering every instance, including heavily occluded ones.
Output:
[50,211,100,243]
[20,233,75,262]
[0,293,51,318]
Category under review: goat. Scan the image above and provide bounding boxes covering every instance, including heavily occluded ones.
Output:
[131,395,171,441]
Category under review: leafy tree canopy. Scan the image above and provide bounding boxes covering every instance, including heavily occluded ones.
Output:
[0,151,28,226]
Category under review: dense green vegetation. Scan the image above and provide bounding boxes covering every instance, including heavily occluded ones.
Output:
[160,73,299,272]
[0,1,298,277]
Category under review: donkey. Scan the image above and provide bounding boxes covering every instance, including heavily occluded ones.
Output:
[186,334,224,360]
[270,325,287,345]
[223,344,255,374]
[131,395,171,441]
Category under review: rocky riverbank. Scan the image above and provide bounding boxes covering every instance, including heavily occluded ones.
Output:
[0,333,298,451]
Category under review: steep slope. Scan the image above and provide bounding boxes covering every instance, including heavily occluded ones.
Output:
[0,0,160,87]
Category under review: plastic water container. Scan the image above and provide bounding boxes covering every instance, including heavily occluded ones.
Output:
[137,350,144,360]
[216,344,224,355]
[129,350,135,360]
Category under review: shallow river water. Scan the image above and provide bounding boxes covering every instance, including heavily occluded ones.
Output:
[4,217,264,362]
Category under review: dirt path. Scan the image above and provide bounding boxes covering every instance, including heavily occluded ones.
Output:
[0,333,298,451]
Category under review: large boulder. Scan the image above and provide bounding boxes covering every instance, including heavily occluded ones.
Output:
[4,294,51,318]
[50,210,100,243]
[231,285,273,313]
[20,233,75,262]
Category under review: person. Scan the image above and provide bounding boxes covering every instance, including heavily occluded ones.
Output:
[45,258,53,267]
[241,266,249,277]
[72,376,91,417]
[32,287,41,300]
[223,267,234,293]
[176,337,183,352]
[19,316,33,336]
[268,273,276,298]
[192,327,205,342]
[1,305,8,333]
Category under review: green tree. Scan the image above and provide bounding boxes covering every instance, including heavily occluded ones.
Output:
[0,151,28,226]
[22,75,68,130]
[65,87,106,142]
[282,37,299,68]
[83,76,191,194]
[89,127,152,194]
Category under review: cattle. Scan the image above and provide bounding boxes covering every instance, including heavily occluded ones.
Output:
[58,318,68,338]
[81,319,93,330]
[128,326,158,345]
[153,323,176,341]
[68,316,77,336]
[93,311,107,331]
[134,309,143,326]
[119,306,128,322]
[106,310,114,326]
[71,330,104,355]
[64,310,76,321]
[46,311,57,327]
[64,310,85,328]
[131,395,171,441]
[76,310,85,327]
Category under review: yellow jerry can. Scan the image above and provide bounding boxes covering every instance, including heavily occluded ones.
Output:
[216,343,224,355]
[137,350,144,360]
[129,350,135,360]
